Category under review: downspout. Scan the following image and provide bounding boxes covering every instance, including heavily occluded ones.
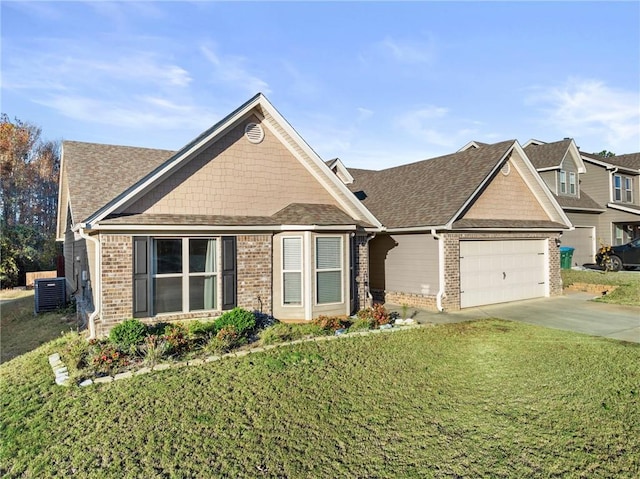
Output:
[77,225,100,339]
[431,229,445,312]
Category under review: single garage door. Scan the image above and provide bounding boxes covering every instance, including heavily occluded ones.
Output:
[562,227,595,267]
[460,240,547,308]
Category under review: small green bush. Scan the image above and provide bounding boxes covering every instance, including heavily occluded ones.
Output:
[348,317,374,332]
[109,319,148,349]
[214,308,256,337]
[205,325,245,354]
[163,323,190,356]
[62,332,90,374]
[188,319,217,338]
[356,304,390,327]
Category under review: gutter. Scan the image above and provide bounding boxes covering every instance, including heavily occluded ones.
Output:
[77,224,100,339]
[431,229,445,312]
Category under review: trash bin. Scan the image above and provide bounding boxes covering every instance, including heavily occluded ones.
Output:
[560,246,574,269]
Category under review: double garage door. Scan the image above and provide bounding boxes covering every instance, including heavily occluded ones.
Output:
[460,240,547,308]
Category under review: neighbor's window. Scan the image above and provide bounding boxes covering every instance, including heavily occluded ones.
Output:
[614,225,624,245]
[614,175,622,201]
[282,237,302,305]
[153,238,217,314]
[316,236,342,304]
[624,177,633,203]
[559,170,567,194]
[569,172,576,195]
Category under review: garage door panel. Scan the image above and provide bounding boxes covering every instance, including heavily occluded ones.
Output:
[460,240,547,308]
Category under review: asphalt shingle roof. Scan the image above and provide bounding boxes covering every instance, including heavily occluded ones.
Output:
[347,140,515,228]
[582,151,640,171]
[553,191,604,211]
[524,140,572,169]
[64,141,175,223]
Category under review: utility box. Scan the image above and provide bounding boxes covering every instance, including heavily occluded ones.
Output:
[35,278,66,313]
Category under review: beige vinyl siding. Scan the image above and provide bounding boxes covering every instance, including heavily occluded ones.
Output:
[124,117,340,217]
[580,162,612,205]
[369,233,439,296]
[539,170,557,194]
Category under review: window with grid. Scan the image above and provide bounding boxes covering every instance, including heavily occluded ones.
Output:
[559,171,567,194]
[569,172,576,195]
[614,175,622,201]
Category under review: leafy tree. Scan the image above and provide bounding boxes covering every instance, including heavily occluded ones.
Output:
[0,114,60,287]
[597,150,616,158]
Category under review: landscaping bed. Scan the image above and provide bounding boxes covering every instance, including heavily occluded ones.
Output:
[562,269,640,306]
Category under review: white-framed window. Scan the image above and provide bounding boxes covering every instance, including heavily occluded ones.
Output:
[316,236,343,304]
[614,174,622,201]
[614,225,624,245]
[569,172,576,195]
[559,170,567,194]
[152,238,217,314]
[624,177,633,203]
[282,236,302,306]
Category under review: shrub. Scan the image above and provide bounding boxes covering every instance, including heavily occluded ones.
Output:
[205,325,244,354]
[109,319,148,350]
[348,317,374,332]
[139,334,168,366]
[214,308,256,337]
[163,323,190,356]
[356,303,390,328]
[62,332,90,373]
[312,315,347,331]
[187,320,218,338]
[88,340,129,376]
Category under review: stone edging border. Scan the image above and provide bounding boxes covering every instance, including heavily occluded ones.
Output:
[50,324,426,387]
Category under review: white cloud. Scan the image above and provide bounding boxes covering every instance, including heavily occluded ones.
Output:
[357,107,374,122]
[528,78,640,152]
[376,35,437,65]
[200,45,270,95]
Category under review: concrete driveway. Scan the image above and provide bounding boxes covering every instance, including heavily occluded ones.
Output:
[388,292,640,343]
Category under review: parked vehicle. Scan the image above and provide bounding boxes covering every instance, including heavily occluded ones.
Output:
[596,238,640,271]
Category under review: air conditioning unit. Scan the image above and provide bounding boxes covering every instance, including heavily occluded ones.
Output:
[35,278,66,314]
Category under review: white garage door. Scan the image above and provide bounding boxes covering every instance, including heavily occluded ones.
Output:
[460,240,547,308]
[562,227,595,267]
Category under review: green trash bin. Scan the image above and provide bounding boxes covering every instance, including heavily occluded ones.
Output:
[560,246,574,269]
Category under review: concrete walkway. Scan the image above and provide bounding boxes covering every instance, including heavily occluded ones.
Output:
[387,292,640,343]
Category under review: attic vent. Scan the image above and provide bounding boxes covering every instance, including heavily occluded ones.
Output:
[501,162,511,176]
[245,122,264,144]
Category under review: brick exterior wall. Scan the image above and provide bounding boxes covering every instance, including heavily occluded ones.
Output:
[97,234,274,336]
[100,234,134,336]
[355,233,372,310]
[237,235,272,315]
[382,291,438,310]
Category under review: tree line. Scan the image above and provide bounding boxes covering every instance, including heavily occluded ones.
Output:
[1,114,60,288]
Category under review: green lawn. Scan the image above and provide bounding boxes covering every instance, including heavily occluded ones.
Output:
[2,318,638,478]
[0,291,78,363]
[562,269,640,306]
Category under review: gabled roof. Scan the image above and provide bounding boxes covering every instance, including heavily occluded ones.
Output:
[348,140,515,229]
[62,142,175,227]
[553,191,604,212]
[523,139,586,173]
[60,93,382,231]
[581,151,640,173]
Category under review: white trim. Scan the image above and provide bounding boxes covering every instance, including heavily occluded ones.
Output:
[77,225,99,339]
[314,235,344,306]
[522,139,546,148]
[303,232,312,320]
[581,155,639,174]
[56,142,66,240]
[535,166,560,172]
[451,227,569,232]
[88,223,357,232]
[281,235,303,308]
[385,225,448,233]
[430,229,445,312]
[607,203,640,215]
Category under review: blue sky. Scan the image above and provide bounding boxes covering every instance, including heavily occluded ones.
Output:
[2,1,639,169]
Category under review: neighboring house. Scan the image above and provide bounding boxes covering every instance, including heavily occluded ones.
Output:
[57,94,381,337]
[347,140,571,312]
[523,139,605,266]
[579,151,640,246]
[57,94,571,337]
[522,138,640,266]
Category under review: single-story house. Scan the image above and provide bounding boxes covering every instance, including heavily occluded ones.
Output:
[57,94,571,337]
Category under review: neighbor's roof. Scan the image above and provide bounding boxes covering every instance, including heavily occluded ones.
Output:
[63,141,175,223]
[553,191,604,212]
[524,139,572,169]
[347,140,515,229]
[581,151,640,171]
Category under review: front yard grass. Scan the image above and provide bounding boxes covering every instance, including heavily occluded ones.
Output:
[2,318,638,478]
[0,291,78,363]
[562,269,640,306]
